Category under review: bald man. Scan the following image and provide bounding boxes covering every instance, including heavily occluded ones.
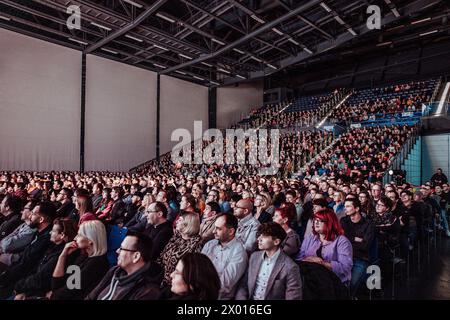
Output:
[234,199,261,255]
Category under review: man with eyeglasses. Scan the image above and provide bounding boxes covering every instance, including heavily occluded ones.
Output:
[55,188,75,218]
[0,195,23,241]
[0,201,56,298]
[0,201,38,267]
[142,202,173,261]
[87,232,162,300]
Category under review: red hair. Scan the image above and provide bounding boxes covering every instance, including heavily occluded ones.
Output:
[275,206,295,224]
[312,208,344,241]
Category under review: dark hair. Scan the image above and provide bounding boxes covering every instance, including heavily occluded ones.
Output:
[206,201,221,214]
[3,195,23,215]
[378,196,393,211]
[126,231,153,263]
[285,190,296,198]
[272,192,286,207]
[387,190,399,200]
[75,188,90,197]
[230,193,242,203]
[61,188,73,199]
[179,253,221,300]
[257,222,287,243]
[113,186,125,199]
[154,201,168,219]
[217,213,238,232]
[344,198,361,210]
[94,183,104,193]
[36,201,57,223]
[312,198,328,209]
[183,194,197,209]
[53,218,78,242]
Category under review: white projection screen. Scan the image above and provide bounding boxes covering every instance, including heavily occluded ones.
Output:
[0,28,81,171]
[85,55,157,171]
[217,81,263,129]
[160,75,208,155]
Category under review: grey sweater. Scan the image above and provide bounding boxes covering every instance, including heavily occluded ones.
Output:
[1,222,37,254]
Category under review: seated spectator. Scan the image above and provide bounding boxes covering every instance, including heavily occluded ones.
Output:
[0,200,37,267]
[50,220,109,300]
[371,196,400,264]
[13,218,78,300]
[272,207,301,258]
[143,202,173,261]
[341,198,375,297]
[0,201,56,298]
[159,252,221,300]
[87,233,163,300]
[201,213,248,300]
[125,193,154,232]
[200,201,221,243]
[96,188,114,221]
[236,222,302,300]
[253,194,272,224]
[55,188,75,218]
[0,195,23,240]
[234,199,260,255]
[91,183,103,211]
[296,208,353,283]
[123,191,143,226]
[157,211,203,286]
[76,195,97,226]
[358,191,375,218]
[332,191,346,220]
[109,187,127,226]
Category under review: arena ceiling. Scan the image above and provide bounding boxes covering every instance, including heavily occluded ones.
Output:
[0,0,448,87]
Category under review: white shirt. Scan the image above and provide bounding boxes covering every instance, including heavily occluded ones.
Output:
[201,238,248,300]
[253,249,281,300]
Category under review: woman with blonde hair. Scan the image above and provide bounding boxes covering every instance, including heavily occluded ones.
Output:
[50,220,110,300]
[157,211,203,286]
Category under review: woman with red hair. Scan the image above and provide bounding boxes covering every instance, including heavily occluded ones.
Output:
[273,206,301,258]
[296,208,353,283]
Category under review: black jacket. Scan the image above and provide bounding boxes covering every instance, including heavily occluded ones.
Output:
[51,251,110,300]
[56,201,76,218]
[143,221,174,261]
[14,242,65,297]
[86,262,163,300]
[0,224,52,287]
[298,261,349,300]
[110,200,127,225]
[340,215,375,262]
[0,213,22,240]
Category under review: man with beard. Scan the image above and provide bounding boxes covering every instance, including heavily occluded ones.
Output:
[0,201,56,297]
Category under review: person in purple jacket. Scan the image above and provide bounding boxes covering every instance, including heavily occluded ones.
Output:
[296,208,353,283]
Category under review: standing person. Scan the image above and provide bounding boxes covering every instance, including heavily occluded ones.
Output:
[236,222,302,300]
[431,168,448,186]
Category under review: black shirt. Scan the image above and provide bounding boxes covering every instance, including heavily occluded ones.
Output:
[143,221,174,261]
[340,215,375,262]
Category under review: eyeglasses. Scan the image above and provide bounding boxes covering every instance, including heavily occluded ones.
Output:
[117,247,137,253]
[376,203,386,207]
[313,218,327,223]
